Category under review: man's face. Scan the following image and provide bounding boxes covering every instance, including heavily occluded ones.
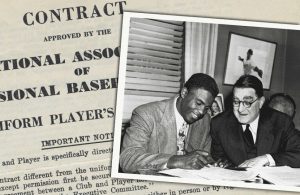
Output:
[179,87,214,124]
[233,87,265,124]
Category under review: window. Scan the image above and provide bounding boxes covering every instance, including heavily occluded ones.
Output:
[125,18,185,98]
[123,18,185,121]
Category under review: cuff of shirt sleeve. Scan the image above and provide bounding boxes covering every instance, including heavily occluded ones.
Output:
[162,162,168,170]
[266,154,276,166]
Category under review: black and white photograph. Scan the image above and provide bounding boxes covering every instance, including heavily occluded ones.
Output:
[112,12,300,192]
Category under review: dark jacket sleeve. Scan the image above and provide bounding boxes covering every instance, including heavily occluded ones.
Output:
[270,115,300,168]
[210,115,229,162]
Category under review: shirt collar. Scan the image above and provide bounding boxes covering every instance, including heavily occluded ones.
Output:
[174,96,186,130]
[242,115,259,132]
[242,115,259,143]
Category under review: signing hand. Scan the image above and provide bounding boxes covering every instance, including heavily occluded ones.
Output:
[213,159,233,168]
[167,150,214,169]
[238,155,269,168]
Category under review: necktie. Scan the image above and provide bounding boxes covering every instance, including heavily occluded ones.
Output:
[244,124,254,145]
[177,122,188,155]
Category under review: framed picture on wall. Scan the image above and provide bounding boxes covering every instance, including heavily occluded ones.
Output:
[209,93,224,118]
[223,33,277,89]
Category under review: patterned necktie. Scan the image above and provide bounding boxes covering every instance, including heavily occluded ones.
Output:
[177,122,189,155]
[244,124,254,145]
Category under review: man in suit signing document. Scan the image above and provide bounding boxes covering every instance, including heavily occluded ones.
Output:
[120,73,219,173]
[211,75,300,168]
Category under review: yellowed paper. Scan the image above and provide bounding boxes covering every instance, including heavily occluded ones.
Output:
[0,0,124,173]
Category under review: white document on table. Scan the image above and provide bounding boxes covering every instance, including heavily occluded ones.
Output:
[254,166,300,186]
[159,167,259,181]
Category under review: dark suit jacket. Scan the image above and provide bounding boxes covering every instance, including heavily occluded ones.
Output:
[211,107,300,168]
[120,97,212,173]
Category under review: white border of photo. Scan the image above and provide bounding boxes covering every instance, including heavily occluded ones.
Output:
[111,12,300,192]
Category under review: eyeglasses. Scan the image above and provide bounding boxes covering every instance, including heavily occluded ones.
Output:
[233,98,258,108]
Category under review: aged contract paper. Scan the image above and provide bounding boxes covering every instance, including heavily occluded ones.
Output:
[0,160,297,194]
[0,0,125,173]
[0,0,300,194]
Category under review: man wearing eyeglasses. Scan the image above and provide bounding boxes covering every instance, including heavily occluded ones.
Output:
[120,73,219,173]
[211,75,300,168]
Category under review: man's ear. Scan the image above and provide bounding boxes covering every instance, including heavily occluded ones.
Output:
[259,96,265,109]
[180,87,188,99]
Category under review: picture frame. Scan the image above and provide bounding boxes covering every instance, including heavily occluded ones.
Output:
[209,93,224,118]
[223,33,277,89]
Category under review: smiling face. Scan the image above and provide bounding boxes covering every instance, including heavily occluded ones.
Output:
[233,87,265,124]
[177,87,214,124]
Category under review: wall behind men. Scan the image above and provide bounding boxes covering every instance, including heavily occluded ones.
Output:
[285,30,300,129]
[213,24,288,108]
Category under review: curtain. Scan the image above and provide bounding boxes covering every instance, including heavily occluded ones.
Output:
[184,23,218,81]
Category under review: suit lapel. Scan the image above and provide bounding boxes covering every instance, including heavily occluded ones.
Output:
[186,119,200,152]
[158,97,177,154]
[185,114,210,152]
[256,111,274,156]
[227,116,248,162]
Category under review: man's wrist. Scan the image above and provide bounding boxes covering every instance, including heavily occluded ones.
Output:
[167,155,182,169]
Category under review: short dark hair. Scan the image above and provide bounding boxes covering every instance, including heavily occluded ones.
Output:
[233,75,263,97]
[184,73,219,97]
[269,93,296,118]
